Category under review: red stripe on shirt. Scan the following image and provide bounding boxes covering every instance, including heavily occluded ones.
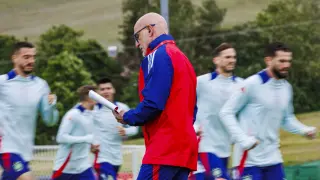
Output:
[51,151,72,179]
[2,153,11,171]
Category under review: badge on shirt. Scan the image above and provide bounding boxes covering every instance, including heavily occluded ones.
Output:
[242,175,252,180]
[13,161,23,172]
[101,174,113,180]
[213,168,222,177]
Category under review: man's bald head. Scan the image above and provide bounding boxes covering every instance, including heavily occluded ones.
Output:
[134,12,168,35]
[133,13,170,56]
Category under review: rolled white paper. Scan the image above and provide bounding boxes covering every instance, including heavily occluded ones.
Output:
[88,90,120,113]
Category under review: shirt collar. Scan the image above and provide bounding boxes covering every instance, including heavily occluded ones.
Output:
[258,69,286,85]
[147,34,175,53]
[211,71,236,82]
[7,69,35,80]
[76,104,86,113]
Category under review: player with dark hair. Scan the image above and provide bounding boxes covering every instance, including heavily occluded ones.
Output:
[92,77,138,180]
[0,41,59,180]
[52,85,97,180]
[192,43,242,180]
[220,42,317,180]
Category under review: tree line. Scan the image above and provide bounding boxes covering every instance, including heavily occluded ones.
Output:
[0,0,319,144]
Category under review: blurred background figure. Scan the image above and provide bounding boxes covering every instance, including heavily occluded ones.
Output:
[52,85,97,180]
[92,77,138,180]
[0,41,59,180]
[193,43,242,180]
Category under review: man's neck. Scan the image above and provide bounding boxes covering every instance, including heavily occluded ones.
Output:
[216,68,232,77]
[266,67,279,80]
[81,101,94,110]
[13,67,28,77]
[105,97,114,103]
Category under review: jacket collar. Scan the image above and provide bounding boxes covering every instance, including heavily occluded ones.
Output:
[146,34,175,55]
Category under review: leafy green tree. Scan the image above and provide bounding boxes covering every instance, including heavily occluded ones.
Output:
[35,51,94,145]
[36,25,123,82]
[42,51,94,115]
[118,71,139,108]
[215,0,320,112]
[0,35,19,74]
[184,0,227,73]
[244,0,320,112]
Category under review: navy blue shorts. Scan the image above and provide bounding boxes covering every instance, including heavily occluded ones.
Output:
[239,163,285,180]
[137,164,190,180]
[95,162,120,180]
[52,167,96,180]
[191,152,230,180]
[0,153,30,180]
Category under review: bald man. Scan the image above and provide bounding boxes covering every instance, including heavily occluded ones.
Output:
[112,13,198,180]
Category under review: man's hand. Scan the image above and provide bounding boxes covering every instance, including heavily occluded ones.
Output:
[117,126,126,136]
[305,127,317,140]
[91,144,100,153]
[48,94,56,105]
[112,110,126,124]
[196,126,203,136]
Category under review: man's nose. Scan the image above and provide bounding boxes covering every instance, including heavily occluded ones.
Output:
[284,62,291,68]
[28,57,35,64]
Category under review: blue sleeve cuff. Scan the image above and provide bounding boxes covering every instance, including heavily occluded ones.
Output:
[123,102,162,126]
[123,110,135,125]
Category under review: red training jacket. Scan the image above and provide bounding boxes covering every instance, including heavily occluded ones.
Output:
[124,34,198,170]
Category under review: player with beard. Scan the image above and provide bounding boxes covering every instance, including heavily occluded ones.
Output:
[0,42,59,180]
[192,43,242,180]
[219,42,317,180]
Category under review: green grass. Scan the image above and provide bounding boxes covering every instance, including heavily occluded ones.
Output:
[0,0,270,49]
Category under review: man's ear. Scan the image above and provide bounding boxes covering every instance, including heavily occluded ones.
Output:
[148,27,153,37]
[11,54,17,64]
[264,56,272,67]
[213,57,219,66]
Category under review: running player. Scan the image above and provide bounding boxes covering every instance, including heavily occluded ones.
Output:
[52,85,97,180]
[92,77,138,180]
[0,41,59,180]
[193,43,242,180]
[219,42,317,180]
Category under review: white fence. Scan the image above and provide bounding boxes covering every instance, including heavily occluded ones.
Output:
[31,145,145,179]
